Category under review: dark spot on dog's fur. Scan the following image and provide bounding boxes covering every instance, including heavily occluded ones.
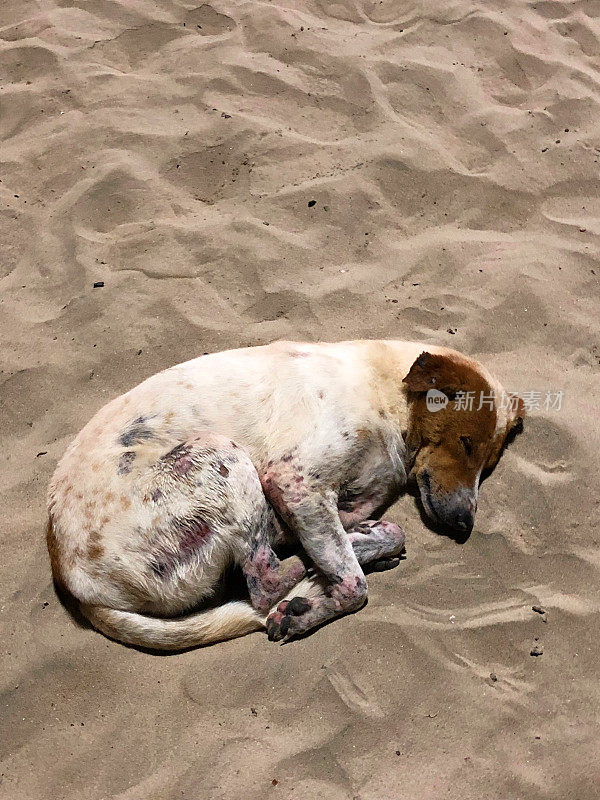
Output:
[87,529,104,560]
[119,415,155,448]
[218,463,229,477]
[151,489,163,503]
[117,451,136,475]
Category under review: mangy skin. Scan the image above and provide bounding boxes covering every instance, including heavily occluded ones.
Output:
[47,340,523,648]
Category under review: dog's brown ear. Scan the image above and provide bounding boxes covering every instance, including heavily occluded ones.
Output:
[402,352,468,394]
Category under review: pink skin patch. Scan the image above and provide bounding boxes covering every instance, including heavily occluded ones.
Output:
[151,517,212,578]
[337,492,381,529]
[173,454,194,475]
[245,545,281,596]
[161,443,196,476]
[244,545,307,613]
[259,474,285,510]
[327,574,368,610]
[177,519,212,558]
[259,452,308,518]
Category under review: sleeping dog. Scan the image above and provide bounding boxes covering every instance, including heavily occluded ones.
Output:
[47,340,524,650]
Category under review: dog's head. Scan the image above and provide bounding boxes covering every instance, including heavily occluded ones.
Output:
[402,351,524,534]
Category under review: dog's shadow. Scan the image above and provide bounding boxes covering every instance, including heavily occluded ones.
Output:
[54,582,94,630]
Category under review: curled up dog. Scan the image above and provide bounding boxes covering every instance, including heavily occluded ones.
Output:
[46,340,524,650]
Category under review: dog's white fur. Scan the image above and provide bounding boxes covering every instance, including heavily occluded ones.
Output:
[47,340,515,649]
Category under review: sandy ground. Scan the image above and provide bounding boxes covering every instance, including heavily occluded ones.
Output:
[2,0,600,798]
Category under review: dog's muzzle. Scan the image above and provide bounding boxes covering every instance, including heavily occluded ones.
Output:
[418,473,477,533]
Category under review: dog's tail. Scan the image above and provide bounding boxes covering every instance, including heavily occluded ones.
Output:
[80,573,326,651]
[80,601,265,651]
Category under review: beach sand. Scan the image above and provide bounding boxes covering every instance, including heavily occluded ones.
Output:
[2,1,600,797]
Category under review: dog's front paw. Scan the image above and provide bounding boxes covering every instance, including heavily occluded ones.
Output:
[265,596,312,642]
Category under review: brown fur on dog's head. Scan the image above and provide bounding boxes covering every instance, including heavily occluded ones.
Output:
[402,351,524,533]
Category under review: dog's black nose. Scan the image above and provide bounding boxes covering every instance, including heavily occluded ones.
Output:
[453,508,474,533]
